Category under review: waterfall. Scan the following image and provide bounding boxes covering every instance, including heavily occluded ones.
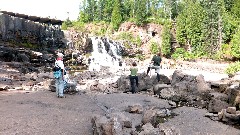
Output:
[88,37,124,72]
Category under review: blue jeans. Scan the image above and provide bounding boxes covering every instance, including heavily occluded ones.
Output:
[55,75,64,97]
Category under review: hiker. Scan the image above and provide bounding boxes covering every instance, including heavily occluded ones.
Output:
[146,52,162,82]
[54,53,65,98]
[129,61,139,94]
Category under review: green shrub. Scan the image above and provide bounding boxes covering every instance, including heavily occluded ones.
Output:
[135,36,142,47]
[61,22,68,30]
[150,42,159,54]
[136,54,145,61]
[72,21,85,31]
[171,48,185,60]
[229,28,240,59]
[22,42,37,48]
[171,48,195,60]
[116,32,134,40]
[225,61,240,75]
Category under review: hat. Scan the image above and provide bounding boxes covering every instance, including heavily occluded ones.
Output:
[57,53,64,58]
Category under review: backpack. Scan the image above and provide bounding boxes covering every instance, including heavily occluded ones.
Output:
[53,63,62,79]
[53,70,62,79]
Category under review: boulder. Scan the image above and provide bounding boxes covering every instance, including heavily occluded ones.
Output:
[226,86,240,106]
[92,115,124,135]
[210,79,233,93]
[226,107,237,114]
[209,92,228,101]
[128,104,144,114]
[172,72,211,93]
[153,84,172,95]
[208,99,229,113]
[142,109,157,125]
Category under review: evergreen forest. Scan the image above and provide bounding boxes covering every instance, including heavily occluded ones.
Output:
[63,0,240,65]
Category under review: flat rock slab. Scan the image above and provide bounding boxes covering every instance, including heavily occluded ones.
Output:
[158,106,240,135]
[1,91,240,135]
[94,93,171,111]
[0,91,104,135]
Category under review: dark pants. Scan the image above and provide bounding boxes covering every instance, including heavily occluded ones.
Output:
[130,76,138,93]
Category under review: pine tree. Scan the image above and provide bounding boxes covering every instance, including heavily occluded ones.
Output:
[135,0,148,25]
[111,0,123,30]
[176,0,206,55]
[103,0,114,22]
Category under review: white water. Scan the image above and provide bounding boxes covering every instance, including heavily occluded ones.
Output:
[88,37,123,72]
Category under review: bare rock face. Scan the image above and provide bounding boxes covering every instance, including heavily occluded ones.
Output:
[118,22,163,55]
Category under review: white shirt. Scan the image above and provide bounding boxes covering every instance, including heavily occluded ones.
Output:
[55,59,64,69]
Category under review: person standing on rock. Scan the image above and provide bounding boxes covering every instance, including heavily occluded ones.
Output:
[129,61,139,94]
[55,53,65,98]
[146,52,162,82]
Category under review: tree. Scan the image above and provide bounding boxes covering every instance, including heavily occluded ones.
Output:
[122,0,133,21]
[176,0,206,55]
[103,0,114,22]
[95,0,105,21]
[161,23,172,57]
[201,0,228,54]
[111,0,123,30]
[229,27,240,59]
[135,0,148,25]
[230,0,240,18]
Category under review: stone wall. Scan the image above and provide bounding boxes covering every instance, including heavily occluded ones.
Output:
[0,13,64,47]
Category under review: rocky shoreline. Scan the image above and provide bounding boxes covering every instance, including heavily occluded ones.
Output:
[0,45,240,134]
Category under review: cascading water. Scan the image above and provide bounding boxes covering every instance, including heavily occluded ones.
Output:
[88,37,125,72]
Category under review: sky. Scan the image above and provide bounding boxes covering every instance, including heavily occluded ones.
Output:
[0,0,81,21]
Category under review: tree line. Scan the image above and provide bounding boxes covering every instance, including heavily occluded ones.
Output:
[64,0,240,61]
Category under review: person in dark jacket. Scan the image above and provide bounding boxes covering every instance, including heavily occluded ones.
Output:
[146,52,162,82]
